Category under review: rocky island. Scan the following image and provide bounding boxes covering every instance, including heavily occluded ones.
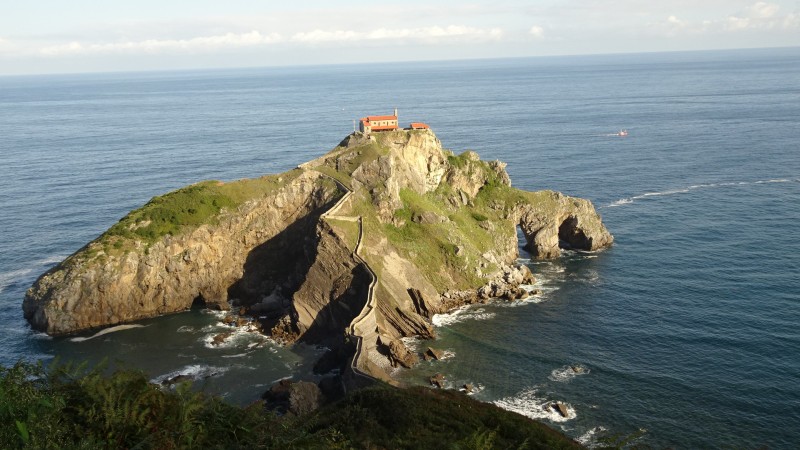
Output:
[24,128,612,385]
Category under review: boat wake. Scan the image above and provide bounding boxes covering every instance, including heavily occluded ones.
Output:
[604,178,799,208]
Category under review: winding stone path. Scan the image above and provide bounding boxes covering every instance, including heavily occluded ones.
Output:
[315,172,380,387]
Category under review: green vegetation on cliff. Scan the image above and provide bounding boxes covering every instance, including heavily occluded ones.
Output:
[0,361,584,449]
[73,170,316,262]
[105,170,304,243]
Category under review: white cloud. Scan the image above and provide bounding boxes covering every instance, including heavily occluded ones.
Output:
[667,16,684,26]
[529,25,545,38]
[748,1,780,19]
[721,2,797,31]
[35,25,504,57]
[291,25,503,44]
[657,2,799,35]
[39,31,283,56]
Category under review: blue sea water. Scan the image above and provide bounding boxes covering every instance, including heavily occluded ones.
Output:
[1,47,799,448]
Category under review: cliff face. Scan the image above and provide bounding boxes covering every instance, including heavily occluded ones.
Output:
[24,129,612,381]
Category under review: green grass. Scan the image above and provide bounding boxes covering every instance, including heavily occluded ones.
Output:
[315,140,388,186]
[325,218,360,251]
[379,188,505,291]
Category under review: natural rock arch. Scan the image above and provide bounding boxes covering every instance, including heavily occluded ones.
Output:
[516,191,613,259]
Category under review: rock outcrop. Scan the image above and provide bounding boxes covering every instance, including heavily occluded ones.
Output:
[24,128,612,384]
[517,192,614,259]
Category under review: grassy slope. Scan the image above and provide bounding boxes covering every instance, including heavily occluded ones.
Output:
[74,169,308,262]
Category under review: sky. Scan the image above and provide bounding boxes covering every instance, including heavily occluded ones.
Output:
[0,0,798,75]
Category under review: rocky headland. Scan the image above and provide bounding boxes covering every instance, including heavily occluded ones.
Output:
[24,129,613,385]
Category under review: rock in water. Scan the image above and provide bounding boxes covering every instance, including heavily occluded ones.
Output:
[429,373,446,388]
[424,347,444,361]
[553,402,569,417]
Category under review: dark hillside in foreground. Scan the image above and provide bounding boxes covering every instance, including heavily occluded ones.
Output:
[0,361,583,449]
[308,385,584,450]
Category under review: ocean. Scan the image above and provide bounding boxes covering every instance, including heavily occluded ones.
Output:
[1,47,798,448]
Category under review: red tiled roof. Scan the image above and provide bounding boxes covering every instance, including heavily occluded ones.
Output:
[370,125,399,131]
[409,122,430,129]
[364,115,397,122]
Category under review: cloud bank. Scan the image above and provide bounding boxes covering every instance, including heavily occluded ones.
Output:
[36,25,504,57]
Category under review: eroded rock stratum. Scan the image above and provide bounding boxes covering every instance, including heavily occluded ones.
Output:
[24,129,612,381]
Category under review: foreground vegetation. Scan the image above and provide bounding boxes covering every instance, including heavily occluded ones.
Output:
[0,361,588,449]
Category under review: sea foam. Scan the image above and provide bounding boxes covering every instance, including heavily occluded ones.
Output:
[70,324,147,342]
[151,364,228,385]
[549,364,590,382]
[492,388,576,423]
[432,306,496,327]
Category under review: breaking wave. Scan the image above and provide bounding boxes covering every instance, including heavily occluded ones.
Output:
[432,306,496,327]
[576,426,609,448]
[201,325,273,349]
[70,324,147,342]
[549,364,591,382]
[151,364,228,385]
[492,388,576,423]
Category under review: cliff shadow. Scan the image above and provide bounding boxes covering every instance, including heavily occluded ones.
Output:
[299,263,371,347]
[227,211,324,310]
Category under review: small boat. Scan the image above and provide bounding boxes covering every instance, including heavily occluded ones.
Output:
[617,130,628,137]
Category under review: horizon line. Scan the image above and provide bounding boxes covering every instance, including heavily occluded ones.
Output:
[2,45,798,79]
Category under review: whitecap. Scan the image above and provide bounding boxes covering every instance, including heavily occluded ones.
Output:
[151,364,227,385]
[549,364,590,382]
[576,426,608,448]
[400,336,424,353]
[70,324,147,342]
[439,350,456,360]
[432,306,496,327]
[176,325,195,333]
[492,388,576,423]
[202,326,273,349]
[463,383,484,396]
[201,309,228,319]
